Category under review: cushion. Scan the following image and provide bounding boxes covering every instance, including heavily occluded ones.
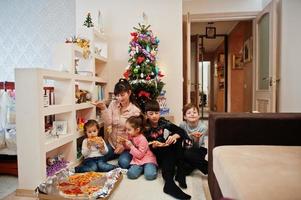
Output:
[213,145,301,200]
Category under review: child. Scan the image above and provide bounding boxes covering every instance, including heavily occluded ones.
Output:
[144,100,192,200]
[179,103,208,175]
[75,119,117,173]
[121,115,157,180]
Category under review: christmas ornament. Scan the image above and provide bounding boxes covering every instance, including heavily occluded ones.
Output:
[83,13,94,28]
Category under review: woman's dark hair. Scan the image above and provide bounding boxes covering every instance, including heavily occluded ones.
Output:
[114,78,131,95]
[144,100,160,112]
[126,115,145,132]
[83,119,100,137]
[114,78,136,103]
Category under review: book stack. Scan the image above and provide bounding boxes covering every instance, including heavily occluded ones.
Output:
[44,87,55,131]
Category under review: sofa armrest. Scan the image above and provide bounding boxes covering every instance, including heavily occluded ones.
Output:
[208,112,301,200]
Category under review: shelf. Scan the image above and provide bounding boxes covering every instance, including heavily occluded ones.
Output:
[40,69,72,80]
[15,31,109,190]
[93,29,107,41]
[75,102,94,110]
[94,77,107,84]
[45,133,74,152]
[74,74,94,82]
[43,104,73,116]
[94,54,108,63]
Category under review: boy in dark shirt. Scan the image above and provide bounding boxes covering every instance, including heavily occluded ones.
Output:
[144,100,192,200]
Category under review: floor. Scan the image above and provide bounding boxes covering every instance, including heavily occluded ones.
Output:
[0,175,18,199]
[0,171,211,200]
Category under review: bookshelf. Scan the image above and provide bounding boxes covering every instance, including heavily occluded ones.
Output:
[15,29,108,191]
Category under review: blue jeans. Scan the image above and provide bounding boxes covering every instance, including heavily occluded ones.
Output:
[127,163,157,180]
[75,156,117,173]
[105,143,132,169]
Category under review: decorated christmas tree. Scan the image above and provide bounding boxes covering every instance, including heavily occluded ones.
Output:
[83,13,94,28]
[123,23,165,112]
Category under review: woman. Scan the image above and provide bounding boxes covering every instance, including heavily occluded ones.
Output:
[93,78,140,168]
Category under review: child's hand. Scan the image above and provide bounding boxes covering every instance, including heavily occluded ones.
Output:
[149,141,169,148]
[191,132,202,144]
[91,100,106,110]
[87,141,92,149]
[191,132,202,138]
[114,144,125,154]
[165,134,180,145]
[123,139,133,149]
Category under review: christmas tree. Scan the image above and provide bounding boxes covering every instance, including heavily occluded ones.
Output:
[83,13,94,28]
[123,23,165,112]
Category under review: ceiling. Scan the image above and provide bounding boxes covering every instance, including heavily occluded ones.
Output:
[191,21,238,53]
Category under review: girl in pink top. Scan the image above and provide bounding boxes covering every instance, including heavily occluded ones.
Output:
[122,115,157,180]
[93,79,140,169]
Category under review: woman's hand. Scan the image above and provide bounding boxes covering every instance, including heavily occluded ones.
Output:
[165,134,180,145]
[91,100,106,110]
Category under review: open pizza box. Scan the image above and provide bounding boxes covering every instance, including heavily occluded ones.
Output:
[36,168,123,200]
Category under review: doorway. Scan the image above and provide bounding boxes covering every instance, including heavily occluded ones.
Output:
[185,19,254,115]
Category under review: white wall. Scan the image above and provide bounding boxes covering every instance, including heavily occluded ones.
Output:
[183,0,262,14]
[76,0,183,123]
[0,0,75,81]
[279,0,301,112]
[262,0,273,8]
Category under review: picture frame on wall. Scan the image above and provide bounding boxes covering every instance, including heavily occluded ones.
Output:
[218,53,225,63]
[243,38,252,63]
[206,27,216,39]
[232,54,244,69]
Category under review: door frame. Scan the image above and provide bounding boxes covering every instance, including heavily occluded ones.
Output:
[184,11,259,112]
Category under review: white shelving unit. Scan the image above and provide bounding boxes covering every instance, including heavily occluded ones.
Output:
[16,29,108,191]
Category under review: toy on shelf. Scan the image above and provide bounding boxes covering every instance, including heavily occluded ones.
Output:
[75,85,92,104]
[46,154,69,177]
[77,117,86,132]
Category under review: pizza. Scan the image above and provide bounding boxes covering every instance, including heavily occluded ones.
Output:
[88,136,104,147]
[58,172,104,198]
[116,136,127,143]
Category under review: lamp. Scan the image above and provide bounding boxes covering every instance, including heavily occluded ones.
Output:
[205,22,216,39]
